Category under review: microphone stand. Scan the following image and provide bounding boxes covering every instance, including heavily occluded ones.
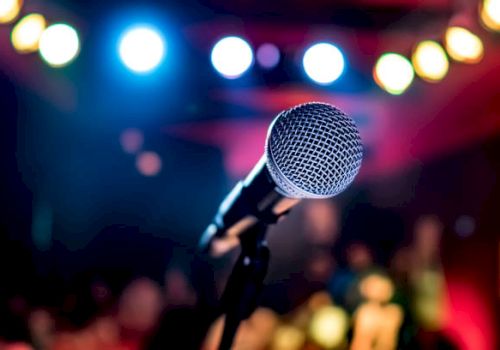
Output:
[217,221,270,350]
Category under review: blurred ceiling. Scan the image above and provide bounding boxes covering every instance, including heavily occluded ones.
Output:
[43,0,454,25]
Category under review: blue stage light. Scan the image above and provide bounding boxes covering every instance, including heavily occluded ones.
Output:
[119,25,165,73]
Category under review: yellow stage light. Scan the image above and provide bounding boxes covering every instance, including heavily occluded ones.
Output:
[412,40,449,83]
[0,0,22,24]
[359,273,394,303]
[373,53,415,95]
[445,27,484,64]
[39,23,80,67]
[271,325,305,350]
[11,14,46,53]
[480,0,500,31]
[309,306,349,349]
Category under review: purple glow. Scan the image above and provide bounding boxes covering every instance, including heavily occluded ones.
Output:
[256,43,280,69]
[120,128,144,154]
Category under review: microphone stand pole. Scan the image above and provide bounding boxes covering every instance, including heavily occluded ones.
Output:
[217,222,270,350]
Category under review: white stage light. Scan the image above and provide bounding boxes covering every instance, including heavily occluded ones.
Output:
[119,26,166,73]
[211,36,254,79]
[39,23,80,68]
[303,42,345,85]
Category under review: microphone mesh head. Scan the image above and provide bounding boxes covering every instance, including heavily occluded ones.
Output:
[265,102,363,198]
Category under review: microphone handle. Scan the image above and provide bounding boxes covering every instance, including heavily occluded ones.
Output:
[199,156,299,255]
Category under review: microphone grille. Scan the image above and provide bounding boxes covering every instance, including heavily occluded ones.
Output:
[265,102,363,198]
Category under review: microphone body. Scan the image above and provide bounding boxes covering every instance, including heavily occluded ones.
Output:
[199,156,299,254]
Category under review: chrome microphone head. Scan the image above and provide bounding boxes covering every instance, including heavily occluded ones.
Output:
[265,102,363,199]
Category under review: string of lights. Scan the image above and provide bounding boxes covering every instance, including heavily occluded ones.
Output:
[373,0,497,95]
[0,0,498,90]
[1,0,80,67]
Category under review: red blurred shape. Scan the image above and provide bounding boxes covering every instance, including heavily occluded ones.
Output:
[443,281,496,350]
[4,344,34,350]
[136,151,162,177]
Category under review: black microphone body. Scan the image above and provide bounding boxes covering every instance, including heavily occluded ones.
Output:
[199,156,299,254]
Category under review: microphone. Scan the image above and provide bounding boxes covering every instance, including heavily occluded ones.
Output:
[199,102,363,256]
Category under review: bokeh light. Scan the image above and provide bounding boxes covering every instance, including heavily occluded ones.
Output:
[271,325,305,350]
[445,27,484,64]
[307,291,333,312]
[302,42,345,85]
[454,215,476,238]
[11,14,46,54]
[39,23,80,67]
[210,36,254,79]
[412,40,449,83]
[118,278,163,332]
[480,0,500,31]
[120,128,144,154]
[413,269,446,330]
[304,200,340,245]
[256,43,280,69]
[136,151,162,176]
[347,243,373,270]
[0,0,22,24]
[119,26,166,73]
[4,343,34,350]
[359,272,395,303]
[374,53,414,95]
[309,306,349,349]
[28,309,55,344]
[414,215,442,260]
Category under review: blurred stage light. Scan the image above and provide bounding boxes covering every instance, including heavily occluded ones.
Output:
[210,36,254,79]
[413,269,446,330]
[359,272,395,302]
[256,43,280,69]
[11,14,46,54]
[271,325,305,350]
[412,40,449,83]
[136,151,162,176]
[480,0,500,31]
[0,0,22,24]
[119,26,165,73]
[307,291,333,312]
[445,27,484,64]
[374,53,414,95]
[309,306,349,349]
[120,128,144,154]
[3,343,34,350]
[302,42,345,85]
[39,23,80,67]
